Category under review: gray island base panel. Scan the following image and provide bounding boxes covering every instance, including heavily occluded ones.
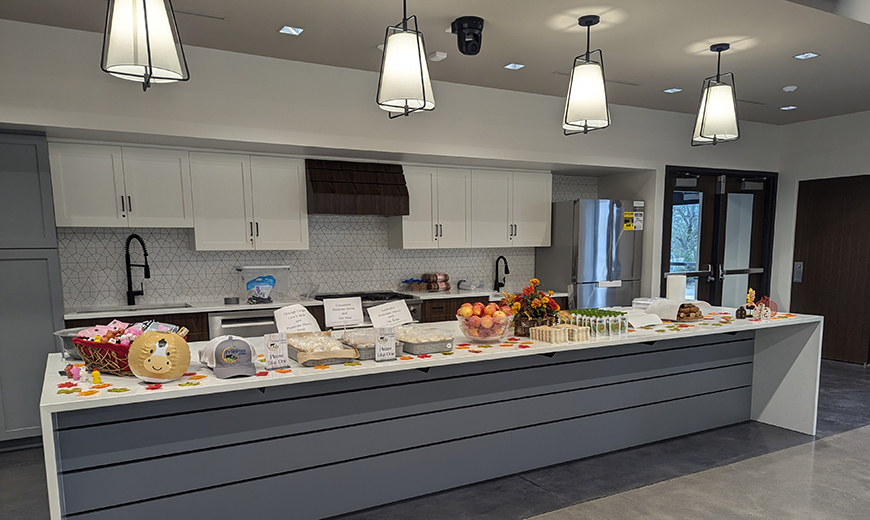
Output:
[40,317,823,520]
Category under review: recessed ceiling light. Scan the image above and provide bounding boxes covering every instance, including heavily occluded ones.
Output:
[663,88,682,94]
[780,105,797,111]
[793,52,819,60]
[504,63,525,70]
[782,85,798,93]
[279,26,303,36]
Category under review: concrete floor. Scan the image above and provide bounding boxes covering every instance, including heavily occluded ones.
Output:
[1,359,868,520]
[530,424,870,520]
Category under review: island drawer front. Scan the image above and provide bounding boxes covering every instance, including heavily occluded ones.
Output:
[58,364,751,514]
[55,339,753,472]
[62,389,749,520]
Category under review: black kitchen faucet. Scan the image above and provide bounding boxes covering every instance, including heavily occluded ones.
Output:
[494,255,510,292]
[125,233,151,305]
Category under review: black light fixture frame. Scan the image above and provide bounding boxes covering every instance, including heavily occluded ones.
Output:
[692,43,739,146]
[100,0,190,92]
[376,0,433,118]
[563,15,611,136]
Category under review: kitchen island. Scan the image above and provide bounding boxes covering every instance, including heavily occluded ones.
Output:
[40,313,822,520]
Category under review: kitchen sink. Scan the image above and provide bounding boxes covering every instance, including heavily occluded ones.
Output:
[70,302,193,314]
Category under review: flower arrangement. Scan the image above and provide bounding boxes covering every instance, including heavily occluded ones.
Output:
[501,278,560,320]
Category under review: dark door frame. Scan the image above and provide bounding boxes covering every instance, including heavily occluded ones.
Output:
[661,165,778,302]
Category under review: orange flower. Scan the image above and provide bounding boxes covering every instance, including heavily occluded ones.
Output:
[542,296,550,304]
[531,298,542,308]
[530,278,540,286]
[548,298,559,310]
[548,290,554,296]
[522,286,534,296]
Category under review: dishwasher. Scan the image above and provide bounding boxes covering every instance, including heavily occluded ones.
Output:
[207,309,280,339]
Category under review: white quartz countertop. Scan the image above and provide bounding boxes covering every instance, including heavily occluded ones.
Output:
[41,311,822,414]
[62,292,571,321]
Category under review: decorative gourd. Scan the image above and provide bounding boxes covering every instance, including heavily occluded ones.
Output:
[128,332,191,383]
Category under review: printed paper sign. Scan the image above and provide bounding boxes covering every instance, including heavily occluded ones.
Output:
[263,333,290,369]
[626,312,663,328]
[623,211,634,231]
[375,327,397,362]
[368,300,414,329]
[274,304,321,333]
[633,211,644,231]
[324,297,364,328]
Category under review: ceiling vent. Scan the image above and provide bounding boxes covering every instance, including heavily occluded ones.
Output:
[306,160,409,216]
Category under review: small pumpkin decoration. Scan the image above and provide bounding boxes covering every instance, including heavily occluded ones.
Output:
[128,332,191,383]
[735,306,747,319]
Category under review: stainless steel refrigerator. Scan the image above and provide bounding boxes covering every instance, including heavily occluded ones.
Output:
[535,199,643,309]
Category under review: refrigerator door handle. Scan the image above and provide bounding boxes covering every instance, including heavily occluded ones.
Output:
[606,201,615,280]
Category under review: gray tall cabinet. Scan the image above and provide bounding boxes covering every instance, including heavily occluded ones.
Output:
[0,133,64,442]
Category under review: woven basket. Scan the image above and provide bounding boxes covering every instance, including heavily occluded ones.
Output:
[72,337,133,376]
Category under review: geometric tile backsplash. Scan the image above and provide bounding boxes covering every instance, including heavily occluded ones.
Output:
[58,175,597,309]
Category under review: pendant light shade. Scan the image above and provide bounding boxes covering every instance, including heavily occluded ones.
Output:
[563,15,610,135]
[692,44,739,146]
[377,1,435,117]
[101,0,190,91]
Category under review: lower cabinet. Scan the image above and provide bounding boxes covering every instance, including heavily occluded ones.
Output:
[66,312,210,344]
[421,297,469,323]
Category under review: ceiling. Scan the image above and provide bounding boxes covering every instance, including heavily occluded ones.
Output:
[2,0,869,125]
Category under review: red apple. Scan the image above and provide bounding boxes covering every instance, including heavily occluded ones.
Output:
[480,316,494,329]
[457,306,473,317]
[468,316,481,328]
[484,303,499,316]
[500,305,513,316]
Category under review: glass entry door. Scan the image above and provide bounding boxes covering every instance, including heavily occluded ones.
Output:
[661,167,777,306]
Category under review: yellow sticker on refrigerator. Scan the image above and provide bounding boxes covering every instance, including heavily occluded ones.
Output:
[623,212,634,231]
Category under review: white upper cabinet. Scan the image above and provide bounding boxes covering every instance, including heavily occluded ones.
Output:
[249,156,309,250]
[470,170,513,248]
[388,166,472,249]
[121,147,193,228]
[49,143,193,228]
[389,166,438,249]
[190,153,309,251]
[511,172,552,247]
[471,170,551,248]
[435,168,473,249]
[49,143,126,227]
[189,152,253,251]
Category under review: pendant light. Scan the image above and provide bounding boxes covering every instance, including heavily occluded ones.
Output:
[563,15,610,135]
[692,43,739,146]
[101,0,190,91]
[376,0,435,117]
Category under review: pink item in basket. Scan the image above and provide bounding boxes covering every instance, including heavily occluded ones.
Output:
[77,320,130,339]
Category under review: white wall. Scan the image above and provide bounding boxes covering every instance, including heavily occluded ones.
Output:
[772,110,870,310]
[0,19,785,298]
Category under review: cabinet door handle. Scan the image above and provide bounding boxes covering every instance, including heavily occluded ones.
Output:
[128,196,132,213]
[439,224,443,237]
[434,224,438,240]
[120,196,125,212]
[250,222,254,237]
[514,224,517,237]
[256,222,259,237]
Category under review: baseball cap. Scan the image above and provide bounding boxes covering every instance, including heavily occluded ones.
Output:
[199,335,256,378]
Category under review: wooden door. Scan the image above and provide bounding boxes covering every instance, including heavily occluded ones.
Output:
[436,168,472,249]
[250,156,309,250]
[791,175,870,364]
[189,152,254,251]
[122,147,194,228]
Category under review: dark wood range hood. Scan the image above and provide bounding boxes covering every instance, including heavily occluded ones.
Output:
[305,159,409,216]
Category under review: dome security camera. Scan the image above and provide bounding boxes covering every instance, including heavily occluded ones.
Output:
[451,16,484,56]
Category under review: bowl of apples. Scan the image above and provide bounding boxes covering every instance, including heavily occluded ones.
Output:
[456,302,515,341]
